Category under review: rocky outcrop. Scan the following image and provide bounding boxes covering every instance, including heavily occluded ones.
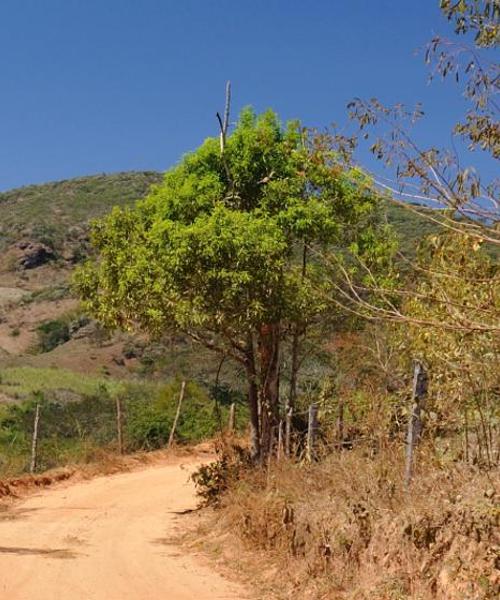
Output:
[16,241,56,269]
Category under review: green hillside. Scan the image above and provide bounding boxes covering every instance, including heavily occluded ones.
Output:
[384,202,441,257]
[0,169,440,401]
[0,171,163,252]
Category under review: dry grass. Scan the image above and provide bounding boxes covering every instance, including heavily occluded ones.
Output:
[192,443,499,599]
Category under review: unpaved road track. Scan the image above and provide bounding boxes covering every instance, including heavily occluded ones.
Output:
[0,459,247,599]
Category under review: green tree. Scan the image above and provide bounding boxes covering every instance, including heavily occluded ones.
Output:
[396,232,499,466]
[74,108,389,460]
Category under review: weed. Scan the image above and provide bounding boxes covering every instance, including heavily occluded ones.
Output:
[192,440,251,506]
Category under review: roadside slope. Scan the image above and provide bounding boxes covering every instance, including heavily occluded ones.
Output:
[0,457,247,600]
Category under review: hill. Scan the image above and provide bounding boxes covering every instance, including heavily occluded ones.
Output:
[0,171,163,255]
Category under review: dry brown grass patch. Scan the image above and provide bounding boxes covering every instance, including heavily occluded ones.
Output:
[200,444,499,599]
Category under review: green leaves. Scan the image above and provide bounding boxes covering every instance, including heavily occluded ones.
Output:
[74,107,388,359]
[397,231,499,426]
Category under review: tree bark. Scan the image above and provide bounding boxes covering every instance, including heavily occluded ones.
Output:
[245,334,261,461]
[337,395,344,448]
[168,381,186,449]
[228,403,236,432]
[258,323,281,459]
[288,329,300,413]
[285,406,292,458]
[116,395,124,455]
[306,403,319,462]
[288,244,307,413]
[277,419,283,460]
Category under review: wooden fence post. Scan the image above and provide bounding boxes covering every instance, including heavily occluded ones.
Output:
[30,403,41,474]
[405,360,428,487]
[277,419,284,460]
[285,407,292,458]
[306,403,319,462]
[266,425,276,486]
[337,396,344,448]
[168,381,186,449]
[228,402,236,433]
[115,395,124,455]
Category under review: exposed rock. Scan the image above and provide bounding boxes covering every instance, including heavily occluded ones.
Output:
[69,315,91,336]
[17,242,55,269]
[71,321,97,340]
[61,243,89,265]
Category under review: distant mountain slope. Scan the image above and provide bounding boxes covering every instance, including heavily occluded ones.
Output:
[0,171,163,252]
[384,202,441,258]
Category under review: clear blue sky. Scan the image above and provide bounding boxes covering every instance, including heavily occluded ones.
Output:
[0,1,490,191]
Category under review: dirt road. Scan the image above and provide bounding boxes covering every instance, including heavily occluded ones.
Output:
[0,458,247,599]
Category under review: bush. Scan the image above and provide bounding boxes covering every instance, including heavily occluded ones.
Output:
[191,441,251,507]
[0,387,118,473]
[35,309,93,353]
[124,379,227,450]
[36,319,70,352]
[124,398,168,450]
[0,376,242,477]
[31,222,63,253]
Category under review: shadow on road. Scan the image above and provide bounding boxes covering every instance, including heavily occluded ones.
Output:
[0,545,78,559]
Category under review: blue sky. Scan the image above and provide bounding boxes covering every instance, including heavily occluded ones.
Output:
[0,1,491,191]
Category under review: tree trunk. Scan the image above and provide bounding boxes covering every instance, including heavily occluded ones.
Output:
[277,419,283,460]
[228,403,236,432]
[245,334,261,461]
[288,328,300,413]
[285,406,293,457]
[168,380,186,449]
[115,395,124,455]
[337,395,344,448]
[287,243,307,416]
[258,323,281,459]
[306,403,319,462]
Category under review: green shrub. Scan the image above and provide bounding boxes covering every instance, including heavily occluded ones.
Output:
[31,222,63,252]
[0,386,118,474]
[192,441,251,507]
[0,376,241,477]
[124,379,223,450]
[36,319,70,352]
[22,284,70,304]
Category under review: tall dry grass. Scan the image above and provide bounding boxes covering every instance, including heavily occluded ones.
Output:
[205,442,499,599]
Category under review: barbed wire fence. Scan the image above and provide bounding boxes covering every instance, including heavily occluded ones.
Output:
[0,381,241,476]
[1,362,497,477]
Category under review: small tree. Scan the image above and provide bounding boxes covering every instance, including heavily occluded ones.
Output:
[323,1,499,338]
[397,232,499,467]
[74,108,390,460]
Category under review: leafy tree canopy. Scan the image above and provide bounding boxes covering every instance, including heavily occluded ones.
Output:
[74,107,392,458]
[75,108,388,354]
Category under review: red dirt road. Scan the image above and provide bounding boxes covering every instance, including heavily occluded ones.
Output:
[0,459,247,599]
